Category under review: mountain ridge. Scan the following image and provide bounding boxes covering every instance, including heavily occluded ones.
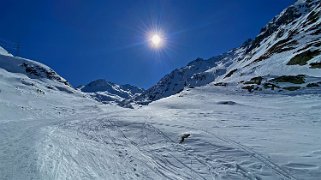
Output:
[0,0,320,107]
[131,0,321,105]
[78,79,144,106]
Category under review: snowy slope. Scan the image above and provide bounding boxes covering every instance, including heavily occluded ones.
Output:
[78,79,144,106]
[218,0,321,90]
[0,47,72,90]
[1,1,321,179]
[3,76,320,179]
[0,46,12,56]
[133,49,240,104]
[134,0,321,105]
[135,85,321,180]
[0,46,108,179]
[2,49,320,179]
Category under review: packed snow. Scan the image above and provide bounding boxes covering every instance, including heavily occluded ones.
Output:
[1,63,321,179]
[1,0,321,179]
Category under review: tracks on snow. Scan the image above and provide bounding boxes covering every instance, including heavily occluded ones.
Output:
[147,121,297,180]
[49,113,297,179]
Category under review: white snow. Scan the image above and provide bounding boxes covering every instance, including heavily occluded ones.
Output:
[1,62,321,179]
[0,46,12,57]
[78,79,144,105]
[134,0,321,103]
[1,1,321,179]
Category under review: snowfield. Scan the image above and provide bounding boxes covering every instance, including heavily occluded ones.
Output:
[1,67,321,180]
[1,0,321,178]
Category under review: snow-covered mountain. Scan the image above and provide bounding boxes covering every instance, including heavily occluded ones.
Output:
[2,43,321,179]
[78,79,144,106]
[0,45,107,179]
[0,46,12,56]
[1,1,321,179]
[217,0,321,91]
[134,0,321,104]
[133,49,242,104]
[0,45,81,96]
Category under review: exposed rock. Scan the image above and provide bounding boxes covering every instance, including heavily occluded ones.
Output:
[310,62,321,68]
[287,50,321,65]
[283,86,301,91]
[307,83,319,87]
[217,101,237,105]
[214,82,227,87]
[244,76,263,85]
[224,69,237,79]
[271,75,305,84]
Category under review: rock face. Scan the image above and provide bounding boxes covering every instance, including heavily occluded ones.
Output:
[133,0,321,105]
[78,79,144,106]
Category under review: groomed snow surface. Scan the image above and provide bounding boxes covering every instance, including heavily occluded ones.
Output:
[1,69,320,180]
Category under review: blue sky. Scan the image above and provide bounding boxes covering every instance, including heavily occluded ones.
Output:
[0,0,295,88]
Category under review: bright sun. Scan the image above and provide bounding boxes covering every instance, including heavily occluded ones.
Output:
[150,34,163,48]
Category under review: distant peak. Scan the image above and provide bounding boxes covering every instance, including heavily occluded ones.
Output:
[295,0,317,4]
[87,79,113,86]
[0,46,13,57]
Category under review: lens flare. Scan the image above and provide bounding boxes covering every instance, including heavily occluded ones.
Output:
[148,32,165,49]
[151,34,161,47]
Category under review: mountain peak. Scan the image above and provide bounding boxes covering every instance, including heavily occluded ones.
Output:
[0,46,13,57]
[79,79,144,106]
[0,46,71,87]
[131,0,321,105]
[82,79,114,92]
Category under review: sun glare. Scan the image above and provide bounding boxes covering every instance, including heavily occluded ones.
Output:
[149,33,164,49]
[151,34,161,46]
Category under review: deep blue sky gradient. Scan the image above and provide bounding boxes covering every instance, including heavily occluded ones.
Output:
[0,0,295,88]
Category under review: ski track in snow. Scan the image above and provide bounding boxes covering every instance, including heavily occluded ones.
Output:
[1,82,321,179]
[2,1,321,179]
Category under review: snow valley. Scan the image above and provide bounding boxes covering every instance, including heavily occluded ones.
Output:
[1,0,321,179]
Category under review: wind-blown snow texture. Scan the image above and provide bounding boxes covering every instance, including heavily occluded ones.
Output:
[1,52,321,179]
[1,0,321,179]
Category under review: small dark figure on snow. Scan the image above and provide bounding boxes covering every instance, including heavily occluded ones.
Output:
[179,133,190,144]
